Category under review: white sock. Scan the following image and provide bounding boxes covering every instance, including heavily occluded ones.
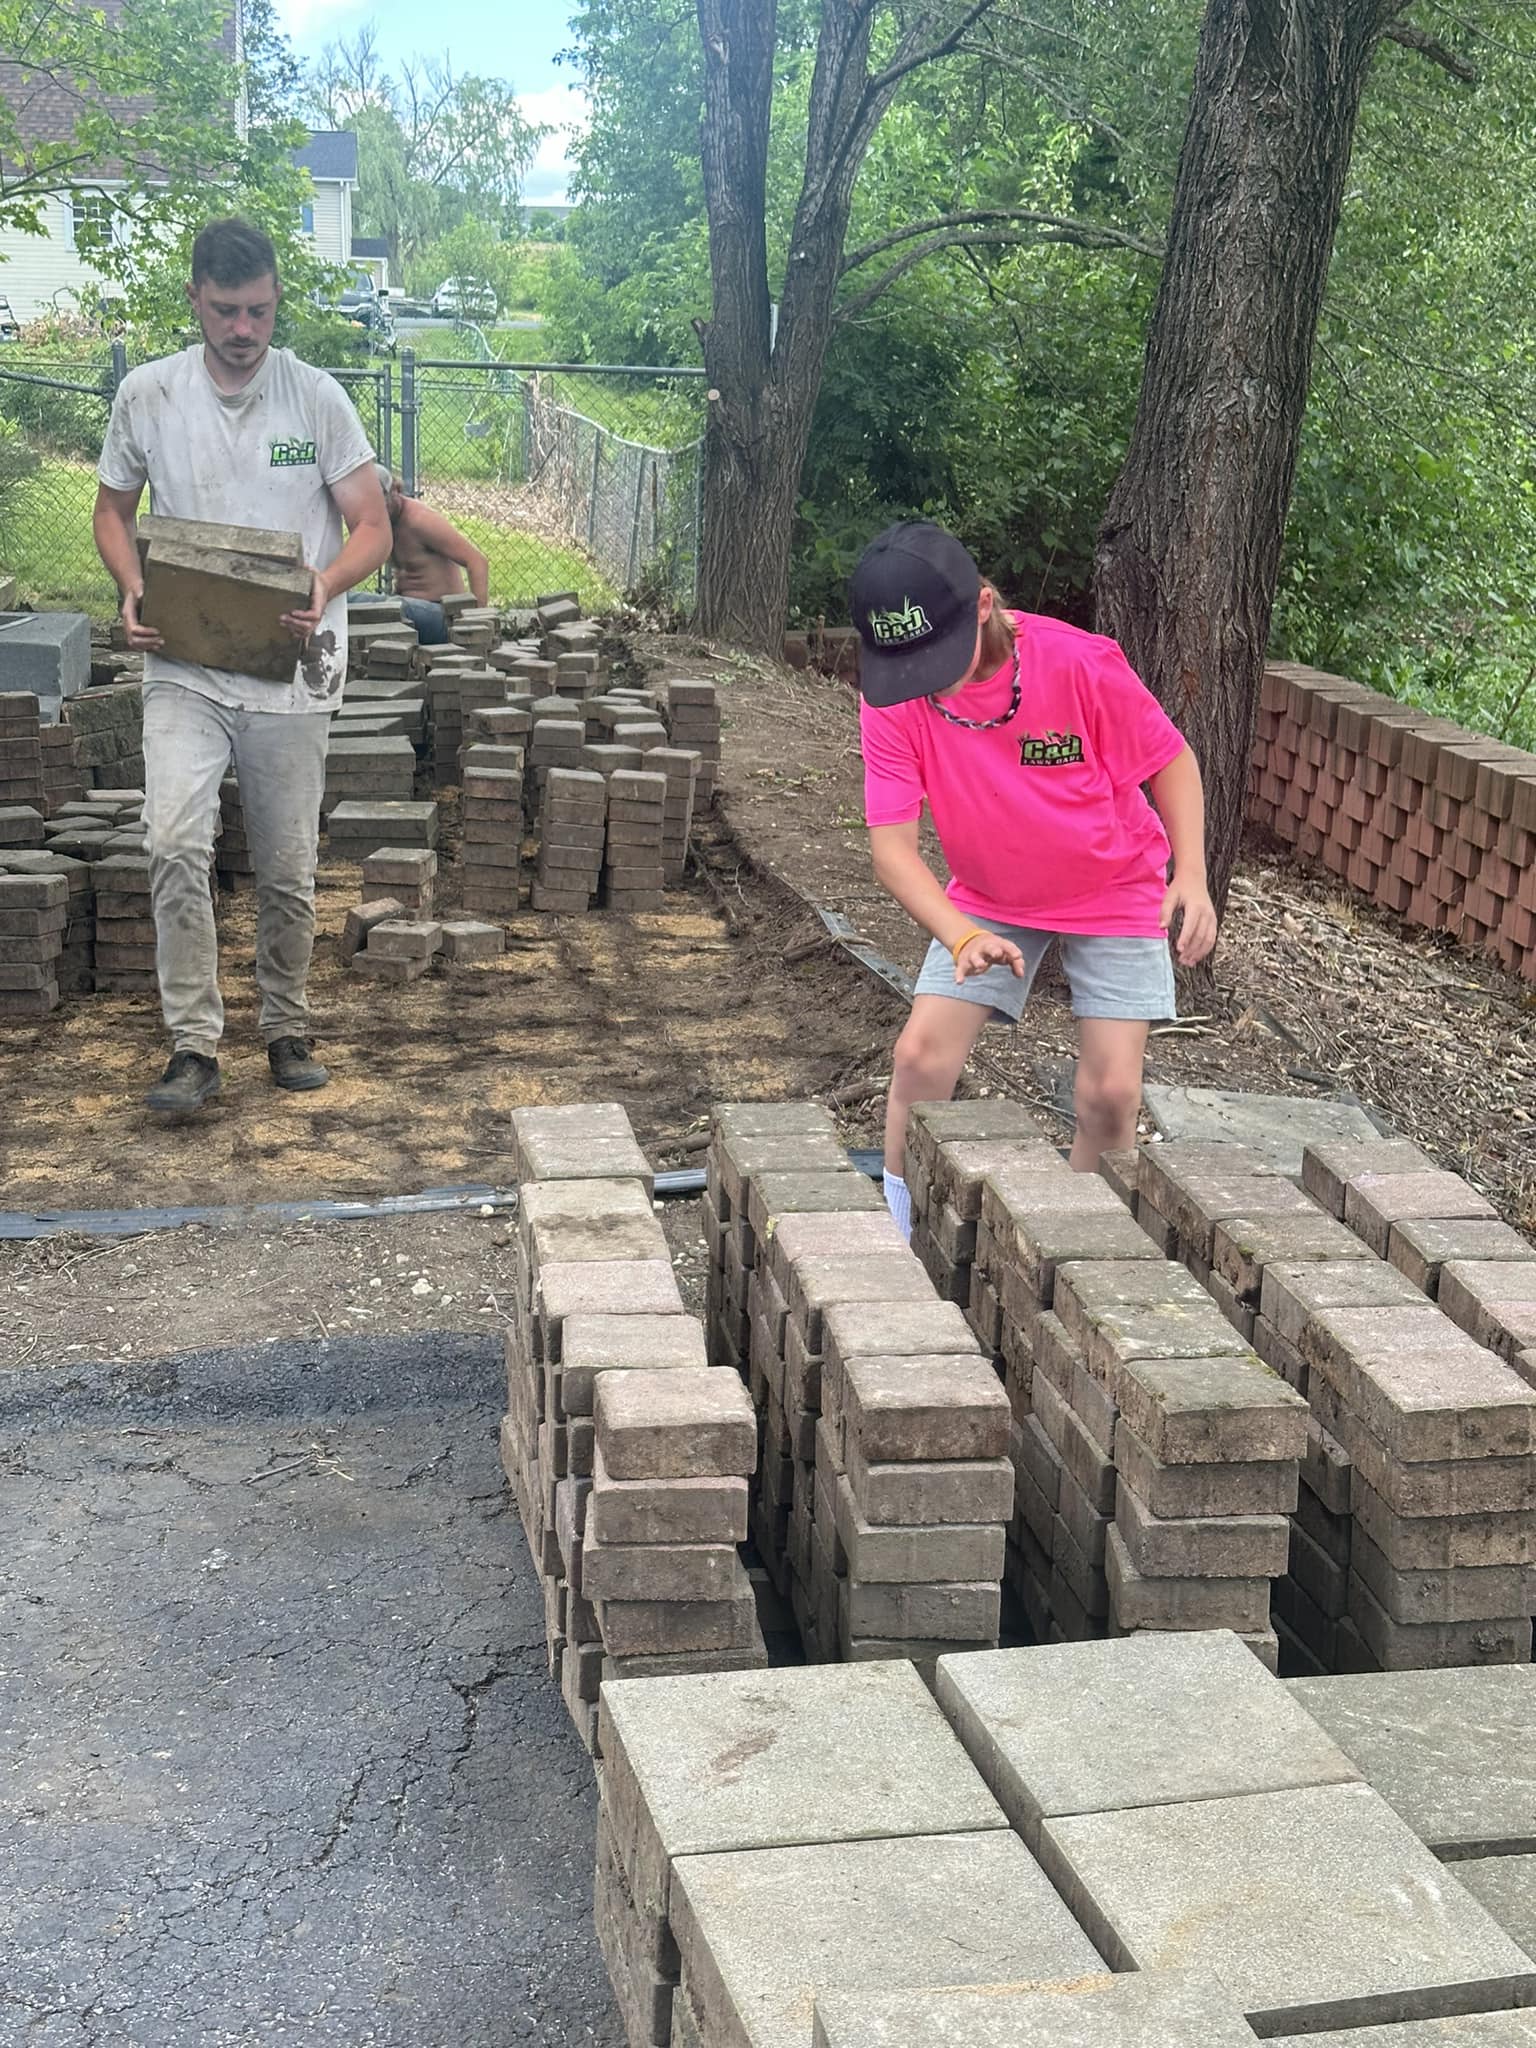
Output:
[883,1170,913,1241]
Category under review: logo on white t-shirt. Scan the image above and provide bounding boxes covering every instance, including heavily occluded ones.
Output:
[269,436,317,468]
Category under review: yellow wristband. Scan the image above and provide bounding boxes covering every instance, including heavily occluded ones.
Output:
[949,927,990,963]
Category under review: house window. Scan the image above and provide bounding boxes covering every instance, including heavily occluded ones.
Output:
[68,191,124,249]
[300,201,315,235]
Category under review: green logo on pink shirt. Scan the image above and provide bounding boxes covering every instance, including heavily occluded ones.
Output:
[867,598,932,645]
[1019,729,1084,767]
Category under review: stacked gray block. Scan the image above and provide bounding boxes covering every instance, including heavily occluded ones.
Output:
[663,679,720,807]
[979,1158,1161,1643]
[215,775,254,893]
[321,732,416,817]
[602,767,666,913]
[1300,1298,1536,1668]
[92,854,157,993]
[0,868,67,1017]
[360,845,436,919]
[323,799,439,858]
[460,760,525,920]
[63,681,144,790]
[533,766,605,913]
[901,1097,1060,1321]
[650,747,700,884]
[1052,1257,1308,1664]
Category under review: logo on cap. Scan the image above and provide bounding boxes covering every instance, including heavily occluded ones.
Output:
[867,598,932,647]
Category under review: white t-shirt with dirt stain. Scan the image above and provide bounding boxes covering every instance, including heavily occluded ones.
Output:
[98,344,375,713]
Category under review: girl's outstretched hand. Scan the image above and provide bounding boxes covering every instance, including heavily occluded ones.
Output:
[1161,877,1219,965]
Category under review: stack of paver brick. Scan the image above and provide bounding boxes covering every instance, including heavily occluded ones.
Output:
[587,1366,761,1699]
[595,1661,1033,2048]
[601,768,666,913]
[348,915,442,984]
[92,854,157,992]
[39,719,83,812]
[1250,660,1536,981]
[214,777,254,893]
[0,867,68,1018]
[663,679,721,807]
[526,706,586,806]
[971,1154,1157,1642]
[0,800,43,851]
[334,692,425,747]
[902,1097,1062,1328]
[533,767,605,912]
[460,760,525,920]
[0,691,45,816]
[321,733,416,819]
[500,1102,765,1757]
[360,845,435,917]
[62,682,143,791]
[650,746,700,884]
[822,1331,1013,1671]
[1300,1138,1536,1379]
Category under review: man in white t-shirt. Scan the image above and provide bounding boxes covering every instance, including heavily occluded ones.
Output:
[94,216,392,1114]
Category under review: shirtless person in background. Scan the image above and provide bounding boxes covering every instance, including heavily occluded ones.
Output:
[372,466,490,642]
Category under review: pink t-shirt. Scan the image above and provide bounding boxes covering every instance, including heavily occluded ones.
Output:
[860,612,1186,937]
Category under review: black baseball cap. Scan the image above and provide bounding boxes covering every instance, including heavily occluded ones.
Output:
[850,520,982,707]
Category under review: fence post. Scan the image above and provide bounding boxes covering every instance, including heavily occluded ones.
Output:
[399,348,418,497]
[627,450,647,589]
[109,339,128,398]
[587,426,603,550]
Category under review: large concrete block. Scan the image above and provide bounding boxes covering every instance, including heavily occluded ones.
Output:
[934,1631,1359,1852]
[812,1970,1259,2048]
[1040,1780,1536,2032]
[596,1662,1007,1939]
[670,1830,1103,2048]
[0,611,90,715]
[1287,1668,1536,1855]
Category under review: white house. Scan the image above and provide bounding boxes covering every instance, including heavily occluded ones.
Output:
[0,6,377,324]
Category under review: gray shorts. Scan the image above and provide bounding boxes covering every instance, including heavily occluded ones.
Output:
[913,916,1177,1023]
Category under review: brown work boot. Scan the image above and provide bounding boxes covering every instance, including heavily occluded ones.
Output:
[145,1050,222,1114]
[268,1036,330,1092]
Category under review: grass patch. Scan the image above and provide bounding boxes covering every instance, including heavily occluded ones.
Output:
[455,507,615,612]
[0,457,114,615]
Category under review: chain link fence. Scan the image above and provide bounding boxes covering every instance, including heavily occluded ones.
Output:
[402,355,704,612]
[0,341,703,618]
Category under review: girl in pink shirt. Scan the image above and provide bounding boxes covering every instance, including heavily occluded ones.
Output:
[852,521,1217,1236]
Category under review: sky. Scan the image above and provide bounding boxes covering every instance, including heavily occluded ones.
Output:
[275,0,587,205]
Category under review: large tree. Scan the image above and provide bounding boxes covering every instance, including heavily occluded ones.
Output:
[1094,0,1477,914]
[691,0,1153,645]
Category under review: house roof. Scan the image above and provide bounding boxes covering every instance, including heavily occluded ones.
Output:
[0,0,238,178]
[292,130,357,184]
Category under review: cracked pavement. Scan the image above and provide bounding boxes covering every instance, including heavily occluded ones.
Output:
[0,1334,623,2045]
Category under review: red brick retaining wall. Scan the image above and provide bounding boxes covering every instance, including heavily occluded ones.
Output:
[1251,661,1536,982]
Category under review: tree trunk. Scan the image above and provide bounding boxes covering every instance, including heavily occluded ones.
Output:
[693,0,781,645]
[1094,0,1396,916]
[693,0,881,650]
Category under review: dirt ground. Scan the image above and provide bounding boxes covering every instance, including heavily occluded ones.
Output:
[2,628,1533,1370]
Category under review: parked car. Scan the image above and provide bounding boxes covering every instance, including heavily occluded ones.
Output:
[431,276,498,321]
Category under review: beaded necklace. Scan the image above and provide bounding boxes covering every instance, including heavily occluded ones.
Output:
[927,641,1021,730]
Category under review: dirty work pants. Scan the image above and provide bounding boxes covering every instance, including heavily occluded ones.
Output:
[143,683,329,1058]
